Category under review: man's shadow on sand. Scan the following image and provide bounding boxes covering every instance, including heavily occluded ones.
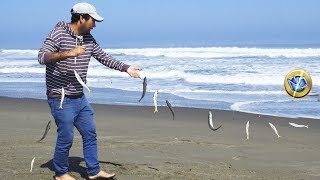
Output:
[40,156,122,179]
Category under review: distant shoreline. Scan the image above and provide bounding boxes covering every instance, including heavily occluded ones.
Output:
[2,43,320,50]
[0,95,318,121]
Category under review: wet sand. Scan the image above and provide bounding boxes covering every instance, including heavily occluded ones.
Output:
[1,96,320,179]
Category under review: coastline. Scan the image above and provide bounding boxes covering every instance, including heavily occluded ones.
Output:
[1,96,320,179]
[2,45,320,120]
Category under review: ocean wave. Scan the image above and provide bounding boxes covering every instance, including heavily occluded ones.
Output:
[104,47,320,58]
[0,49,39,59]
[230,100,320,119]
[2,47,320,59]
[172,89,284,95]
[2,65,320,87]
[0,78,44,83]
[87,68,128,77]
[0,67,44,74]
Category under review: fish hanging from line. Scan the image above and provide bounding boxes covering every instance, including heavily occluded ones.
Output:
[74,35,83,64]
[153,90,158,113]
[74,70,92,93]
[139,70,146,79]
[59,87,65,109]
[166,100,175,120]
[30,157,35,172]
[139,77,147,102]
[269,122,281,138]
[208,111,222,131]
[289,122,308,128]
[37,120,51,143]
[246,121,250,140]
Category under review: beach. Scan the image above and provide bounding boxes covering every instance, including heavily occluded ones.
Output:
[1,96,320,179]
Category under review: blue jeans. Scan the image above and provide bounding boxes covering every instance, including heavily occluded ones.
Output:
[47,95,100,176]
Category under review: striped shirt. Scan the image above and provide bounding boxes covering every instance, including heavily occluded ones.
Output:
[38,21,129,97]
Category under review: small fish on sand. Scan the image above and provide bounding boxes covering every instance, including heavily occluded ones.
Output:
[59,87,65,109]
[153,90,158,113]
[166,100,175,120]
[269,122,281,138]
[139,77,147,102]
[246,121,250,140]
[208,111,222,131]
[74,70,92,93]
[289,122,309,128]
[30,157,35,172]
[37,120,51,143]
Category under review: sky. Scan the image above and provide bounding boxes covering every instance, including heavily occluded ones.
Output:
[0,0,319,49]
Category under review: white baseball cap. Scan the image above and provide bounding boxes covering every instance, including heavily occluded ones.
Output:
[72,2,104,22]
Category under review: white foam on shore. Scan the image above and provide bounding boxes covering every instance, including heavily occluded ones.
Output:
[104,47,320,58]
[2,47,320,59]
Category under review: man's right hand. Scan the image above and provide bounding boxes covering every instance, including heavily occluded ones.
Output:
[68,46,86,57]
[49,46,86,63]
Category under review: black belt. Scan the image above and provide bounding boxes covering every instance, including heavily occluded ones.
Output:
[65,93,84,99]
[47,90,84,99]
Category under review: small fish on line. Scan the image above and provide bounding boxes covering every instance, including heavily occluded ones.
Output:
[153,90,158,113]
[138,70,146,79]
[139,77,147,102]
[289,122,308,128]
[74,70,92,93]
[37,120,51,143]
[245,121,250,140]
[166,100,175,120]
[74,35,83,64]
[208,111,222,131]
[269,122,281,138]
[59,87,65,109]
[30,157,35,172]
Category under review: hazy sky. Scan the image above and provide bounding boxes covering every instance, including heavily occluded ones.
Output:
[1,0,319,48]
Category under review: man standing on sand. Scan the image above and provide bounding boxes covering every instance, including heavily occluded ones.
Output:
[38,2,141,180]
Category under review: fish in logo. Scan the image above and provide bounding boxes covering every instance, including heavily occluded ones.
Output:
[284,69,312,98]
[287,75,308,92]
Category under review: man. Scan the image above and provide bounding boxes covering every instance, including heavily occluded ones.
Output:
[38,2,141,180]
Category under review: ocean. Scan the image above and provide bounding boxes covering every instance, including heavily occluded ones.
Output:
[0,46,320,119]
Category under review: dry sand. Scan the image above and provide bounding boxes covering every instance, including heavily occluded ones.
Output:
[1,96,320,179]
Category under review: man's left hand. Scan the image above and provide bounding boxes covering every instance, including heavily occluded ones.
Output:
[127,66,142,78]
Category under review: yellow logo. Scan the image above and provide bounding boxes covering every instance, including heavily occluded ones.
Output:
[284,69,312,98]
